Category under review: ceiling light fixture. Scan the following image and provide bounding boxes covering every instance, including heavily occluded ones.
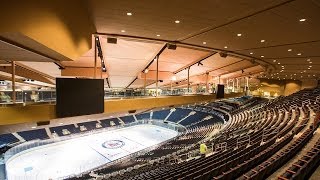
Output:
[127,12,133,16]
[175,20,180,23]
[203,42,207,45]
[261,55,264,58]
[121,30,126,33]
[278,62,281,65]
[156,34,160,37]
[224,46,228,49]
[250,52,254,55]
[307,59,311,61]
[260,39,265,43]
[288,49,292,52]
[237,33,242,37]
[144,69,149,73]
[299,18,306,22]
[297,53,302,56]
[273,60,277,62]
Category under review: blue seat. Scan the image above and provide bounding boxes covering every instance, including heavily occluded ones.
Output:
[18,129,49,141]
[152,109,170,120]
[120,115,135,124]
[167,108,192,123]
[180,111,209,126]
[135,112,150,120]
[0,133,19,146]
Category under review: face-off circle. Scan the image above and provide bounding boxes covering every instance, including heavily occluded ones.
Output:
[102,140,125,149]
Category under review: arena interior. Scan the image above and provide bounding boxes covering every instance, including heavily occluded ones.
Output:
[1,0,320,180]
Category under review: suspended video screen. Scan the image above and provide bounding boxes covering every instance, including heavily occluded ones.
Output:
[56,78,104,118]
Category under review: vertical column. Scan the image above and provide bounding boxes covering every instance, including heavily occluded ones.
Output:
[187,67,190,93]
[94,37,97,79]
[205,72,209,93]
[11,61,16,103]
[232,79,235,92]
[144,72,147,96]
[156,56,159,97]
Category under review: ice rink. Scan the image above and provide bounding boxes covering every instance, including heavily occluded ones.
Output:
[6,124,178,180]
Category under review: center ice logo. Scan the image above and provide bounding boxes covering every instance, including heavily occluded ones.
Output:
[102,140,125,149]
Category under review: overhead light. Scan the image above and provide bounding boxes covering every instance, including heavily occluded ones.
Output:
[278,62,281,65]
[308,68,311,70]
[144,69,149,73]
[127,12,133,16]
[309,62,312,64]
[299,18,306,22]
[59,122,63,125]
[171,75,177,81]
[156,34,160,37]
[307,59,311,61]
[261,55,264,58]
[203,41,207,45]
[250,52,254,55]
[297,53,302,56]
[260,39,265,43]
[309,65,312,67]
[224,46,228,49]
[273,60,277,62]
[175,20,180,23]
[121,30,126,33]
[237,33,242,37]
[107,37,117,44]
[31,126,36,129]
[288,49,292,52]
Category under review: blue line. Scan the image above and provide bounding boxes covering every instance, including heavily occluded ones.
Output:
[121,135,146,147]
[88,145,112,162]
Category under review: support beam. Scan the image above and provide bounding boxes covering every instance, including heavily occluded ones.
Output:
[126,43,167,89]
[11,61,16,103]
[187,67,190,93]
[156,55,159,97]
[205,73,209,93]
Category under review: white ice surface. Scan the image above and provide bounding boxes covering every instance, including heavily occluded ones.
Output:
[6,124,178,180]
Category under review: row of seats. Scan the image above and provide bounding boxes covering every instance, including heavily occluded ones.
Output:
[95,88,320,180]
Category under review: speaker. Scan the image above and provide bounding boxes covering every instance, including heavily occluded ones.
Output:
[37,121,50,126]
[216,84,224,99]
[167,44,177,50]
[219,52,228,58]
[107,37,117,44]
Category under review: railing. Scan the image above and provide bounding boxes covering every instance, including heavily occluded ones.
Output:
[0,87,244,105]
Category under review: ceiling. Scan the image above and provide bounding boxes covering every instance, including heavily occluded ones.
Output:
[0,0,319,88]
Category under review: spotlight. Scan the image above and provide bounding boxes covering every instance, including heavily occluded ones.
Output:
[167,43,177,50]
[102,64,107,72]
[219,52,228,58]
[144,69,149,73]
[107,37,117,44]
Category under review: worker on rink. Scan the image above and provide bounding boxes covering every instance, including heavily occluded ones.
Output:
[199,143,207,157]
